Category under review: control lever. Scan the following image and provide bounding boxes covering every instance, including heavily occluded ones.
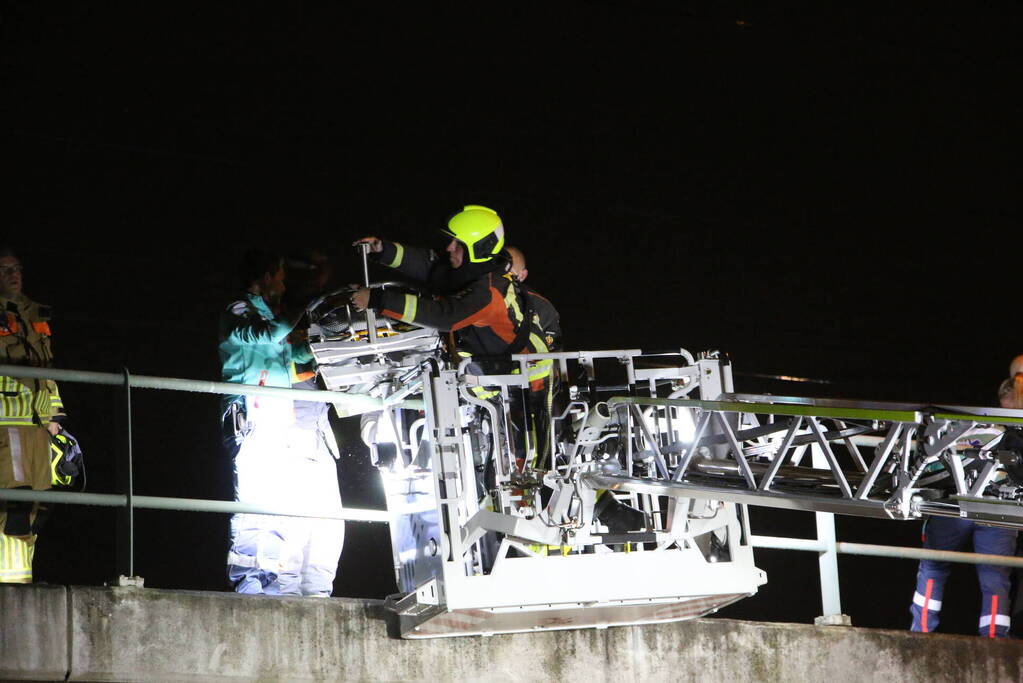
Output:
[356,242,378,344]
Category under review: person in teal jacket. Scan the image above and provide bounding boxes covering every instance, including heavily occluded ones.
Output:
[219,267,309,407]
[218,249,342,595]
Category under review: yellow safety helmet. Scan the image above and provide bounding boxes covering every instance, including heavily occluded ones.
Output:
[443,205,505,263]
[49,431,83,488]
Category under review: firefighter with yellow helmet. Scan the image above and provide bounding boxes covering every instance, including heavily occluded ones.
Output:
[0,247,67,584]
[351,205,555,466]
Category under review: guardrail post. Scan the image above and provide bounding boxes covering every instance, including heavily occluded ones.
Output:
[115,367,142,587]
[812,444,849,625]
[813,511,848,622]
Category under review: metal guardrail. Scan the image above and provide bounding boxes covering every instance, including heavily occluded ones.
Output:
[3,363,1021,619]
[749,531,1023,623]
[0,487,390,522]
[0,364,423,412]
[752,535,1023,568]
[0,363,401,579]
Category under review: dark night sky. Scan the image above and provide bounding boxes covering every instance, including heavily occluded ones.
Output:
[3,2,1020,635]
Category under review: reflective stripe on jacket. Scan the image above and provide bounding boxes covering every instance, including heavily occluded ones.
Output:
[371,241,548,359]
[525,288,562,352]
[0,534,34,583]
[0,295,63,425]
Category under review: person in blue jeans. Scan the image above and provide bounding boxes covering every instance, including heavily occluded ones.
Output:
[910,376,1021,637]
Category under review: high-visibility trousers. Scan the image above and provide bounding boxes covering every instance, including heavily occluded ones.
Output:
[1,425,50,584]
[910,516,1016,637]
[0,533,34,583]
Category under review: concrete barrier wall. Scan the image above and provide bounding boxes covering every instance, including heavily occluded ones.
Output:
[3,584,1022,682]
[0,584,68,681]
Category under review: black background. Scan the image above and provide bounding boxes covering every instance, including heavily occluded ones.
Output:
[3,2,1020,635]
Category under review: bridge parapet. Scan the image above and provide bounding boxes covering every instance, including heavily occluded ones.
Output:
[2,584,1021,682]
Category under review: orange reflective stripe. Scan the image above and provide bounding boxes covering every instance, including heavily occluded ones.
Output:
[990,595,998,638]
[922,578,933,633]
[32,322,51,336]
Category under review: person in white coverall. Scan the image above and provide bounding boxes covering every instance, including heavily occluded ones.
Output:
[218,248,343,595]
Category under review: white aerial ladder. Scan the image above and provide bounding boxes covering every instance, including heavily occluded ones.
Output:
[305,256,1023,639]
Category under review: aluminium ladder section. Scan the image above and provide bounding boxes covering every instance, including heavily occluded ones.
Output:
[583,394,1023,528]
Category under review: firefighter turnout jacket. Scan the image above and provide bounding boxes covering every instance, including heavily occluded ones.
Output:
[1,293,65,583]
[523,286,561,352]
[368,241,551,367]
[0,294,64,430]
[368,241,555,469]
